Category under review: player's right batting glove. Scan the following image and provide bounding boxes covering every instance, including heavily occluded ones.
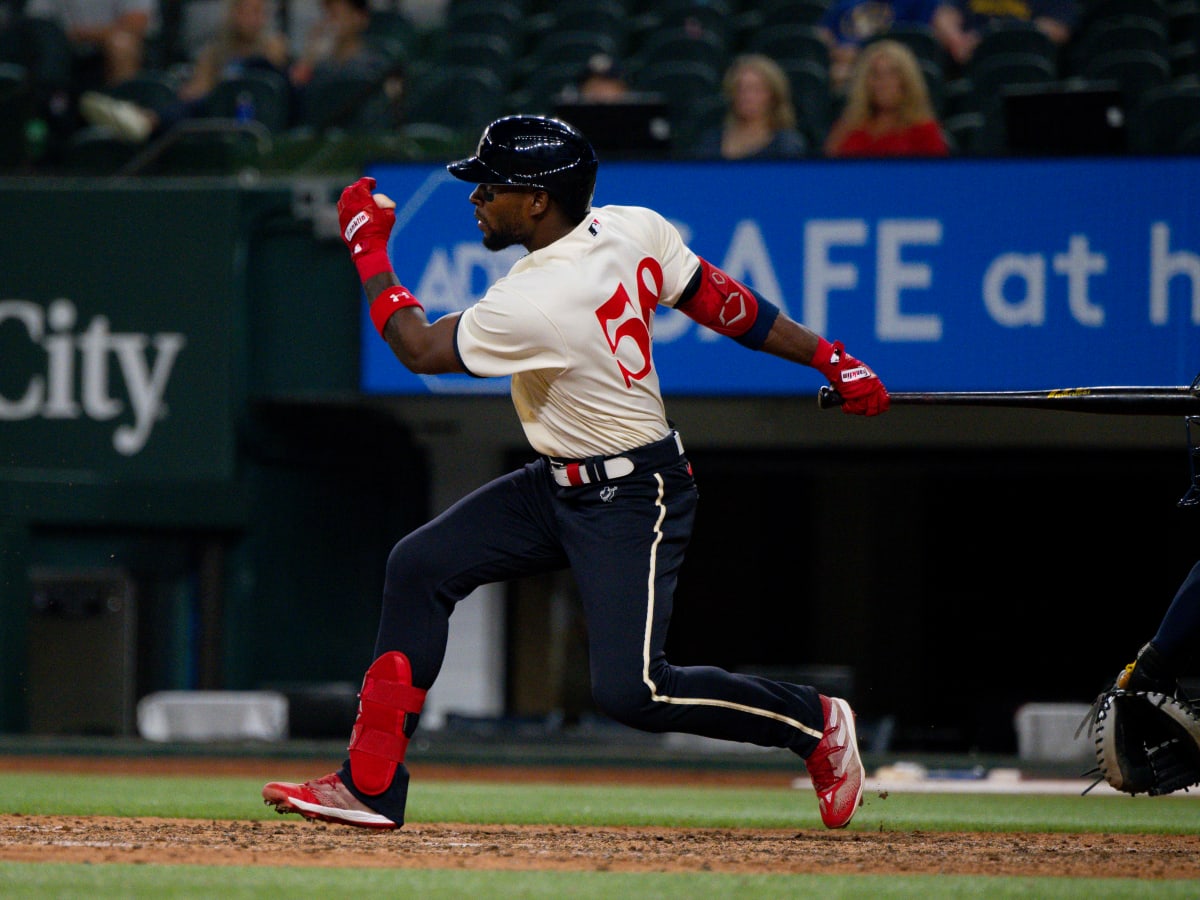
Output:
[812,337,890,416]
[337,176,396,283]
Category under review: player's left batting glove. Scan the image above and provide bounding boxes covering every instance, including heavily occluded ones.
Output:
[337,176,395,283]
[812,337,890,416]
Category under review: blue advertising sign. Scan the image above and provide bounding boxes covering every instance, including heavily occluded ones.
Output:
[362,158,1200,395]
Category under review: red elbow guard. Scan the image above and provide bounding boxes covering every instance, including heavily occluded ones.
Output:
[679,258,759,338]
[369,284,423,337]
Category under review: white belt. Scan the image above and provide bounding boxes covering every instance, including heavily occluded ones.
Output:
[550,456,636,487]
[549,432,684,488]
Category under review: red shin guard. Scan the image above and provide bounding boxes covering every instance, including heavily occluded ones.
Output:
[348,651,427,796]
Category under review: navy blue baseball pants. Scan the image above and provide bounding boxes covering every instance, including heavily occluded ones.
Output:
[341,431,824,820]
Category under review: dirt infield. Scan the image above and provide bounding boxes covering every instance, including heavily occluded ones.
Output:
[2,756,1199,879]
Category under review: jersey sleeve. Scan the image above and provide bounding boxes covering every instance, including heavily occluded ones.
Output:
[455,284,570,378]
[640,208,701,310]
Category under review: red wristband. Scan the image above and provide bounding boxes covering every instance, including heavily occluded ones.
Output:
[369,284,423,337]
[354,248,394,283]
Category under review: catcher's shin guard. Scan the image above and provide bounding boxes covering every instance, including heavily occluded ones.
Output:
[348,651,427,796]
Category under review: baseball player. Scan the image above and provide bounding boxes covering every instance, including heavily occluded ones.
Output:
[263,114,890,831]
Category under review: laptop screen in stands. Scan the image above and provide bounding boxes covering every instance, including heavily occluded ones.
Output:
[552,98,672,158]
[1003,82,1127,156]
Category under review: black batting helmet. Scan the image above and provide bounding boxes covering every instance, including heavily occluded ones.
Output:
[447,115,598,221]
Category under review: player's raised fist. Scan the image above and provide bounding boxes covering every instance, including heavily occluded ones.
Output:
[337,176,396,281]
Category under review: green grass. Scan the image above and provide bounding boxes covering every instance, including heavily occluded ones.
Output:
[2,772,1199,832]
[1,863,1194,900]
[2,771,1199,898]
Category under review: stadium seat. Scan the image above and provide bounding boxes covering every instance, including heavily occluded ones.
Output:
[124,118,273,175]
[1082,47,1172,111]
[60,125,140,173]
[543,28,621,66]
[446,0,524,40]
[549,0,630,51]
[1166,1,1199,78]
[107,70,179,111]
[745,23,830,70]
[397,122,471,161]
[1072,15,1171,74]
[511,61,586,114]
[204,69,291,133]
[968,20,1059,74]
[631,25,729,76]
[403,65,506,132]
[642,0,736,48]
[631,58,722,132]
[1078,0,1168,30]
[757,0,832,29]
[365,9,418,58]
[963,51,1058,116]
[0,62,32,169]
[941,110,984,155]
[438,32,518,86]
[294,71,403,133]
[1127,81,1200,153]
[779,56,832,148]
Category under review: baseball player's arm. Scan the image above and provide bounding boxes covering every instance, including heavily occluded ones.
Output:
[764,310,890,416]
[337,177,465,375]
[677,259,889,416]
[362,272,464,374]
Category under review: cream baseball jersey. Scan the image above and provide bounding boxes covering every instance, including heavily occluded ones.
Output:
[455,205,700,459]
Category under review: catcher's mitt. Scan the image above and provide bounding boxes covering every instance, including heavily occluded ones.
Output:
[1076,686,1200,796]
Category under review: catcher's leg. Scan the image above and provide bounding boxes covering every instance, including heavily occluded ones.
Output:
[1148,559,1200,671]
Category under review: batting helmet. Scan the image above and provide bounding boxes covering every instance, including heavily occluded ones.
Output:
[447,115,598,221]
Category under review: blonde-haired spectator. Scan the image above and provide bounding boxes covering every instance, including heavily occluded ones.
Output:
[691,54,807,160]
[824,39,949,158]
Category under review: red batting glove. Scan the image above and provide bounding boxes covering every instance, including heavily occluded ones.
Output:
[811,337,890,416]
[337,176,395,283]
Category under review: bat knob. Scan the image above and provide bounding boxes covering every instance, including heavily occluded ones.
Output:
[817,386,844,409]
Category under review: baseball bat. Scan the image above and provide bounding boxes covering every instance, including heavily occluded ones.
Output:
[817,383,1200,415]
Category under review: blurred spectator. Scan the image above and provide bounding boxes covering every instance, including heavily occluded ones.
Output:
[691,54,807,159]
[178,0,288,101]
[824,38,949,157]
[572,53,632,103]
[0,0,154,156]
[931,0,1079,72]
[818,0,939,95]
[288,0,402,130]
[23,0,155,89]
[79,0,290,143]
[289,0,391,88]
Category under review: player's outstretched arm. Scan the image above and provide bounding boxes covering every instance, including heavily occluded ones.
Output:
[677,258,889,416]
[760,314,889,416]
[337,177,464,375]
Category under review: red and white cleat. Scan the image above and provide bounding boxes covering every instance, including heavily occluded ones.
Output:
[262,772,397,829]
[805,695,865,828]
